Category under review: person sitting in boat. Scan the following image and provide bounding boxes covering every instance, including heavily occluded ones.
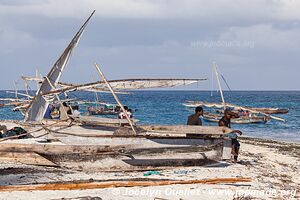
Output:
[59,102,70,120]
[127,109,133,118]
[244,110,249,117]
[118,106,132,119]
[238,109,244,116]
[44,105,53,119]
[187,106,203,125]
[72,105,81,116]
[218,109,242,163]
[0,125,7,134]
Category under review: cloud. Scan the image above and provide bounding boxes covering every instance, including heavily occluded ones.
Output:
[219,24,300,50]
[0,28,34,54]
[0,0,299,90]
[0,0,300,21]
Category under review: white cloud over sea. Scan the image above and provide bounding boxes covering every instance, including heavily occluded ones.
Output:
[0,0,299,90]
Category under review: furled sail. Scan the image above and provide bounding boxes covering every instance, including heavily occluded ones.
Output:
[25,11,95,121]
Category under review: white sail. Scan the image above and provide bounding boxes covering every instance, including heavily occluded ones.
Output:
[107,78,204,90]
[25,11,95,121]
[43,78,206,95]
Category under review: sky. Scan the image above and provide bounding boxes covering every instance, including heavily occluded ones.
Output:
[0,0,299,90]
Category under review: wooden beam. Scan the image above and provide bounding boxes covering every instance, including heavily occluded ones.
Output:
[0,177,252,192]
[140,125,233,135]
[0,143,131,155]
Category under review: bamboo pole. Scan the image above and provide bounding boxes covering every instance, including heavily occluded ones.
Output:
[94,63,137,135]
[0,177,252,192]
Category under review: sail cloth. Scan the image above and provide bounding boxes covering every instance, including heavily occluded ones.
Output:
[43,78,206,95]
[24,11,95,122]
[107,78,205,90]
[184,101,226,108]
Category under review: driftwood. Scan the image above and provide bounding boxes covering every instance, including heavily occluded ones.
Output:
[0,177,252,192]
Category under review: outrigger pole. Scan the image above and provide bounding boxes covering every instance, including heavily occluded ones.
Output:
[94,63,137,135]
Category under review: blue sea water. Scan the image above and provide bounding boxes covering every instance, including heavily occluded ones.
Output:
[0,90,299,142]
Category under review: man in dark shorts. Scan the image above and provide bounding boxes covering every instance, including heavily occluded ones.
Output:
[187,106,203,125]
[218,109,242,163]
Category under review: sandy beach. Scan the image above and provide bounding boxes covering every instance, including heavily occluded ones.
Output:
[0,135,299,200]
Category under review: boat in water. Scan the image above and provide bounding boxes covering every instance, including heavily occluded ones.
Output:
[87,103,121,115]
[184,62,287,123]
[184,101,288,115]
[202,112,271,124]
[246,107,288,115]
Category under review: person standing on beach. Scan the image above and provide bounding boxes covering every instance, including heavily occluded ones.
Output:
[219,109,242,163]
[187,106,203,125]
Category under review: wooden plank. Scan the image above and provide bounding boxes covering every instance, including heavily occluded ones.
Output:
[0,152,57,166]
[70,115,138,126]
[0,143,131,155]
[0,177,251,192]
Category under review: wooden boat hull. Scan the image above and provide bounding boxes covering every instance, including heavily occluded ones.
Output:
[0,140,227,171]
[203,113,270,124]
[69,115,138,126]
[0,123,232,171]
[88,107,119,116]
[47,125,232,170]
[0,138,229,171]
[40,143,224,171]
[249,108,289,114]
[184,101,289,115]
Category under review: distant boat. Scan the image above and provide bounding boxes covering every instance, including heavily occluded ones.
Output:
[88,103,121,115]
[184,101,289,115]
[246,107,288,115]
[183,62,286,123]
[202,112,271,124]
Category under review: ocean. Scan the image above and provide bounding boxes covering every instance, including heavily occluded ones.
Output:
[0,90,299,143]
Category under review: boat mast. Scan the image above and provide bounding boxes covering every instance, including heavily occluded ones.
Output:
[213,62,225,108]
[35,68,42,93]
[210,65,214,97]
[25,10,95,121]
[13,81,18,99]
[95,91,99,109]
[22,74,30,100]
